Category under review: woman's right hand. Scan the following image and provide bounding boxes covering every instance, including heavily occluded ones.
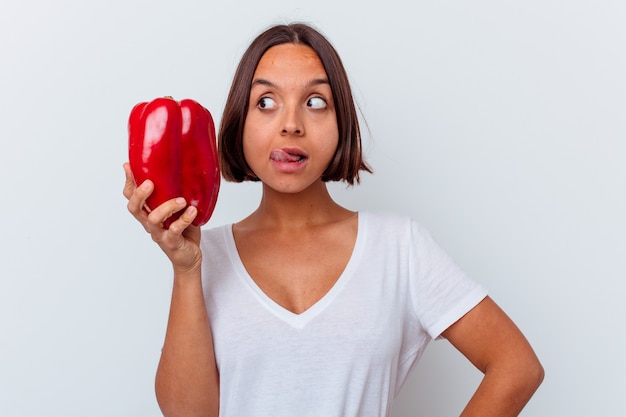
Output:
[123,162,203,273]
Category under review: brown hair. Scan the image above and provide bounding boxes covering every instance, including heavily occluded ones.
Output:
[218,22,372,185]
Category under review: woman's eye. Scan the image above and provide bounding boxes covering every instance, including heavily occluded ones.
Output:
[307,97,327,109]
[258,97,276,109]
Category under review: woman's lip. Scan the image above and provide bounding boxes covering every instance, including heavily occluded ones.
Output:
[270,148,308,162]
[270,148,308,173]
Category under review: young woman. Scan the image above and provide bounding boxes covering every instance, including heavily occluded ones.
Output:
[123,23,544,417]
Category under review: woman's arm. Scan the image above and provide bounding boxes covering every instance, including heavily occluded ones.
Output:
[442,296,544,417]
[123,163,219,417]
[155,267,219,417]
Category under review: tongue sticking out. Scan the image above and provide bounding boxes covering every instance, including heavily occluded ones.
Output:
[271,149,303,163]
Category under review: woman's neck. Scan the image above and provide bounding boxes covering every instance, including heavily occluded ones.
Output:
[238,180,353,231]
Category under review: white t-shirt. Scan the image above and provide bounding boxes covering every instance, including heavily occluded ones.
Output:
[200,211,487,417]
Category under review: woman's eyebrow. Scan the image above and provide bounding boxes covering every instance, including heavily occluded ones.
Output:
[306,78,330,88]
[251,78,276,89]
[250,78,330,89]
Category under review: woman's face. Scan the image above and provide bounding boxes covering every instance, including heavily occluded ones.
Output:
[242,43,339,194]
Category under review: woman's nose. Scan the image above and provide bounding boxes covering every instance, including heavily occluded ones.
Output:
[280,105,304,136]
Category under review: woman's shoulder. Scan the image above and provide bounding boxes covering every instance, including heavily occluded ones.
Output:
[359,210,437,244]
[360,210,417,230]
[200,223,233,249]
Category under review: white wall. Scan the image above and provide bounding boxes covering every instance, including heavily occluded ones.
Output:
[1,0,624,416]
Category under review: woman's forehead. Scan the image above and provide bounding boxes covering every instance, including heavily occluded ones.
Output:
[254,44,326,79]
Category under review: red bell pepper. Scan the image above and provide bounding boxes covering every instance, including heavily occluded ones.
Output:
[128,96,220,228]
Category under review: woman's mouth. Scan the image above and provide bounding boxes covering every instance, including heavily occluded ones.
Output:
[269,148,308,173]
[270,148,307,163]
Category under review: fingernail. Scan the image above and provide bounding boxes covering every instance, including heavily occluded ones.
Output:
[176,197,186,205]
[140,181,151,190]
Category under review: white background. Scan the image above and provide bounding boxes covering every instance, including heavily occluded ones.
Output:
[1,0,624,416]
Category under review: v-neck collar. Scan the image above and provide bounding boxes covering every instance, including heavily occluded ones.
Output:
[223,212,367,329]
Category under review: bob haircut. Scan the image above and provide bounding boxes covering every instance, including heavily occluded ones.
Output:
[218,23,372,185]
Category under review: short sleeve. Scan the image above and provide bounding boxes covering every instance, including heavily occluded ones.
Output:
[408,221,488,339]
